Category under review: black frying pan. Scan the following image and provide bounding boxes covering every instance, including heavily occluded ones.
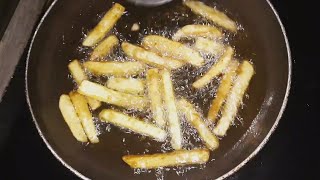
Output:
[26,0,291,179]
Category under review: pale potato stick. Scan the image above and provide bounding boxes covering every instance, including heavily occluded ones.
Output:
[68,60,101,110]
[84,61,145,77]
[122,42,184,70]
[184,1,237,32]
[82,3,125,46]
[193,46,234,89]
[68,59,87,85]
[146,69,166,128]
[207,60,239,122]
[99,109,166,141]
[86,98,102,111]
[213,61,254,136]
[59,95,88,142]
[172,25,223,41]
[106,77,145,95]
[194,37,225,57]
[142,35,204,67]
[90,35,119,60]
[161,69,182,150]
[69,92,99,143]
[78,80,148,110]
[122,149,210,169]
[178,99,219,150]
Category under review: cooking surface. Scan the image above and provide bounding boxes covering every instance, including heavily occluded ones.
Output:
[0,0,318,179]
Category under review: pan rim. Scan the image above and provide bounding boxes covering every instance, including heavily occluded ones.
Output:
[25,0,292,179]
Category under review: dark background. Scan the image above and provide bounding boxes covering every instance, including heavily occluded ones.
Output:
[0,0,319,179]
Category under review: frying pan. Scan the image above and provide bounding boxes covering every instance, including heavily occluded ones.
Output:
[26,0,291,179]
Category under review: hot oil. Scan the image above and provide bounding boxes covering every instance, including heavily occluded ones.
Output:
[76,0,256,178]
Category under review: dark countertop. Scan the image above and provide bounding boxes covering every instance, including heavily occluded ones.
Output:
[0,0,319,179]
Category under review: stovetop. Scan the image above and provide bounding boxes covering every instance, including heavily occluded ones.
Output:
[0,0,319,179]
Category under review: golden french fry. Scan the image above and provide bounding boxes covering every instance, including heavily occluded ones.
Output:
[82,3,125,46]
[84,61,145,77]
[161,69,182,150]
[207,60,239,122]
[90,35,119,60]
[106,77,145,95]
[184,1,237,32]
[213,61,254,136]
[193,46,234,89]
[142,35,204,67]
[194,37,225,57]
[122,149,210,169]
[69,92,99,143]
[122,42,184,70]
[59,95,88,142]
[99,109,167,141]
[172,25,223,41]
[68,60,87,85]
[78,80,148,110]
[178,99,219,150]
[86,98,102,111]
[146,69,166,128]
[68,59,101,110]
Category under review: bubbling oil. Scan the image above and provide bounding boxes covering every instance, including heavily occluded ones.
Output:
[75,0,253,178]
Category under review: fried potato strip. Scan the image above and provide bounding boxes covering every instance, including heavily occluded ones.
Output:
[122,42,184,70]
[99,109,167,141]
[184,1,237,32]
[59,95,88,142]
[90,35,119,60]
[173,25,223,41]
[142,35,204,67]
[84,61,145,77]
[193,46,234,89]
[146,69,166,128]
[178,99,219,150]
[68,60,101,110]
[69,92,99,143]
[83,3,125,46]
[78,80,148,110]
[161,69,182,149]
[207,60,239,122]
[213,61,254,136]
[122,149,210,169]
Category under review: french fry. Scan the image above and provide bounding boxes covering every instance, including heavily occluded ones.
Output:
[213,61,254,136]
[69,92,99,143]
[84,61,145,77]
[86,98,102,111]
[193,46,234,89]
[161,69,182,150]
[68,60,87,85]
[122,42,184,70]
[194,37,225,57]
[172,25,223,41]
[122,149,210,169]
[106,77,145,95]
[184,1,237,32]
[178,99,219,150]
[90,35,119,60]
[99,109,166,141]
[142,35,204,67]
[59,95,88,142]
[207,60,239,123]
[78,80,148,110]
[82,3,125,46]
[146,69,166,128]
[68,60,101,110]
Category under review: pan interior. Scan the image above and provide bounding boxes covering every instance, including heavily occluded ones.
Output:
[27,0,290,179]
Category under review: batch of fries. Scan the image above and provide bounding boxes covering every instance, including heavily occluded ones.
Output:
[59,1,254,170]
